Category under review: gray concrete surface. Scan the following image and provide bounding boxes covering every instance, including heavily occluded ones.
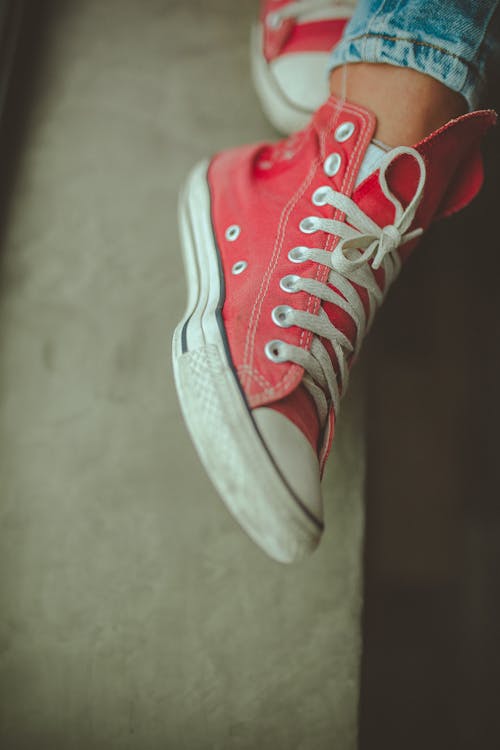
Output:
[0,2,365,748]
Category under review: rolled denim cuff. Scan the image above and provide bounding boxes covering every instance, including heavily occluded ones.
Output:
[329,32,484,111]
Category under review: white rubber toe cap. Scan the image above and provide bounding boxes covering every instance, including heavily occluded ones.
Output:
[270,52,331,113]
[253,406,323,527]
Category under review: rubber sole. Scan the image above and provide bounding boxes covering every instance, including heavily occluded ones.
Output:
[172,161,323,563]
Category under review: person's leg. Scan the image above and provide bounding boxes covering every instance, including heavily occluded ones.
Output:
[331,63,467,145]
[329,0,500,144]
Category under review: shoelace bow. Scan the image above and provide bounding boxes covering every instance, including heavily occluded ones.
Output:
[268,0,355,25]
[269,146,426,426]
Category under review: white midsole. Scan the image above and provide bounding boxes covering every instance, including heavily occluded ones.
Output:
[250,23,315,135]
[174,161,225,353]
[172,162,322,563]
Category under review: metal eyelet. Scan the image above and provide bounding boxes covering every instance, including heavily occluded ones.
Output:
[288,246,308,263]
[323,152,342,177]
[225,225,241,241]
[312,186,331,206]
[231,260,247,275]
[334,121,355,142]
[280,275,300,293]
[299,217,318,234]
[265,340,286,362]
[272,305,293,328]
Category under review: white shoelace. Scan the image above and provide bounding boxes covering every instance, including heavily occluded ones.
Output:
[266,146,426,426]
[267,0,355,26]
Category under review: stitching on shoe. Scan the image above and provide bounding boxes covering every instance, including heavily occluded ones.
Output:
[247,364,304,408]
[242,100,374,403]
[237,365,271,389]
[239,364,307,404]
[244,101,373,402]
[241,154,320,386]
[241,100,343,386]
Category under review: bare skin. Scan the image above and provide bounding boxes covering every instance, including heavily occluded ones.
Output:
[330,63,467,146]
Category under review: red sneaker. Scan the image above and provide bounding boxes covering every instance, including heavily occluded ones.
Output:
[251,1,354,133]
[172,95,495,563]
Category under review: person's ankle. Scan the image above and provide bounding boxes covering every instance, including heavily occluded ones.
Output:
[329,63,468,146]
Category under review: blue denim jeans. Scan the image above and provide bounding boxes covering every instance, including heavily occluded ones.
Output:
[329,0,500,109]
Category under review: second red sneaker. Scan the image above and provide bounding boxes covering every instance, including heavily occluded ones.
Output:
[251,1,354,133]
[172,94,495,563]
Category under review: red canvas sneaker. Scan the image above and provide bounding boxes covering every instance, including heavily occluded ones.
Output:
[251,0,354,133]
[172,94,495,563]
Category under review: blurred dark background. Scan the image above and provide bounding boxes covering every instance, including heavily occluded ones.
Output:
[362,69,500,750]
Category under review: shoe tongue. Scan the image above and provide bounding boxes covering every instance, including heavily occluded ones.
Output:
[354,141,388,187]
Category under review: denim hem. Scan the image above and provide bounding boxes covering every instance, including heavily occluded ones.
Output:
[328,32,485,111]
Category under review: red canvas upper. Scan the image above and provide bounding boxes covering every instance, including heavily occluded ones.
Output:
[207,95,496,466]
[260,0,349,61]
